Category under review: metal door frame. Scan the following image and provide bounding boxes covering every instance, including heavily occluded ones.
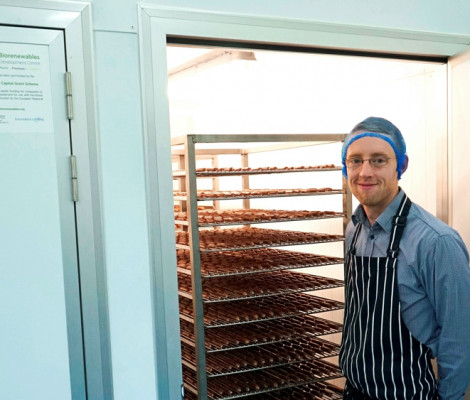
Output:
[0,1,112,399]
[138,5,470,398]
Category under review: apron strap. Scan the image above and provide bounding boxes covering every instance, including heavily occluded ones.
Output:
[348,222,362,255]
[387,194,412,258]
[348,193,412,258]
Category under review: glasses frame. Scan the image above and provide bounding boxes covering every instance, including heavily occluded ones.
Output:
[345,156,394,170]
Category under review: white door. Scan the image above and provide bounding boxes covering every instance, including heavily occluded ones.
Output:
[0,26,86,400]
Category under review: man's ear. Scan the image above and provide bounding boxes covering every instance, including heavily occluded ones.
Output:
[401,155,409,175]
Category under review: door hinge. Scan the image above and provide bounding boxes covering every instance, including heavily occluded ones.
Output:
[70,155,78,202]
[65,71,73,120]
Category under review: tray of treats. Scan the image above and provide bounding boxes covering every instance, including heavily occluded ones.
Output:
[245,381,343,400]
[172,164,340,177]
[180,315,342,352]
[177,270,344,302]
[183,359,343,399]
[183,381,343,400]
[177,247,344,277]
[175,208,344,226]
[175,226,344,252]
[181,336,340,377]
[179,293,344,327]
[173,187,342,201]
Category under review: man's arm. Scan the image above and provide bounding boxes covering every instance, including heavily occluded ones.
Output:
[425,234,470,399]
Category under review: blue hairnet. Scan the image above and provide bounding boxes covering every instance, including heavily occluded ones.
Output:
[341,117,407,179]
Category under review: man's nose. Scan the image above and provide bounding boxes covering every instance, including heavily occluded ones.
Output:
[358,159,374,175]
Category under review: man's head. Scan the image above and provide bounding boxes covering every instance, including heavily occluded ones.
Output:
[342,117,408,220]
[341,116,408,179]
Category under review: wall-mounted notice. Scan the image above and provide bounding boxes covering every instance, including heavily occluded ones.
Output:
[0,42,53,133]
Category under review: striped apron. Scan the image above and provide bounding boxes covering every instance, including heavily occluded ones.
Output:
[339,195,437,400]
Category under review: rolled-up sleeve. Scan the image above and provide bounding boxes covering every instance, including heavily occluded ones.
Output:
[423,234,470,399]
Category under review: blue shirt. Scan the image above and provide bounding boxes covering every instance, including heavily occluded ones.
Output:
[346,190,470,400]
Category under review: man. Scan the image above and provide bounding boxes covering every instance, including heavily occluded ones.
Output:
[338,116,470,400]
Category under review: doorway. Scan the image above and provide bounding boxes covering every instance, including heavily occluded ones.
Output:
[165,42,448,399]
[139,6,470,398]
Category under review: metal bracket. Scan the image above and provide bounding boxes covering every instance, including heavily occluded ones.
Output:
[70,155,78,202]
[65,71,73,120]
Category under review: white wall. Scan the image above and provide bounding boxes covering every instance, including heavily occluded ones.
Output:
[94,30,157,399]
[88,0,470,35]
[74,1,470,399]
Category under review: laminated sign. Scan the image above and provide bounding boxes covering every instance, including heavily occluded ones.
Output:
[0,42,53,133]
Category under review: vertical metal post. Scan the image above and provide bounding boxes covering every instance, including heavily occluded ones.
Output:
[212,155,220,211]
[177,155,187,214]
[184,135,208,399]
[342,175,352,256]
[241,152,250,211]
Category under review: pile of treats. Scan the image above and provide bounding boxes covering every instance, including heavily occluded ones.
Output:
[179,315,342,351]
[177,270,342,301]
[195,164,337,174]
[183,359,341,399]
[179,293,344,326]
[248,381,343,400]
[175,208,342,224]
[183,381,343,400]
[177,247,343,276]
[181,336,339,376]
[175,226,343,249]
[174,187,336,199]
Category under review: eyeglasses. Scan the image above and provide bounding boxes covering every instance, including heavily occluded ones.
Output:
[345,156,393,170]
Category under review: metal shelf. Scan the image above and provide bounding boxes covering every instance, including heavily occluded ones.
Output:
[172,165,341,177]
[246,381,344,400]
[183,359,343,399]
[175,211,344,227]
[177,247,343,278]
[175,226,344,253]
[171,133,347,146]
[180,315,343,353]
[176,239,344,252]
[181,336,340,377]
[178,271,344,303]
[183,381,343,400]
[173,189,343,201]
[179,293,344,328]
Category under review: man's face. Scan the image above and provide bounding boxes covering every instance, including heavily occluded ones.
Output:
[346,135,400,216]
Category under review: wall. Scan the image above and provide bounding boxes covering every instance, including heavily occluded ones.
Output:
[82,1,470,399]
[88,0,470,35]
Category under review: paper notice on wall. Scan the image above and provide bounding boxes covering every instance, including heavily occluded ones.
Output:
[0,43,53,133]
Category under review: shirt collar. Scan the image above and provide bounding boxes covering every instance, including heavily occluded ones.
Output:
[351,188,405,233]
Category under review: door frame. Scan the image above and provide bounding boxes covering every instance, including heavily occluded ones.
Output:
[448,46,470,250]
[0,1,112,399]
[137,5,470,398]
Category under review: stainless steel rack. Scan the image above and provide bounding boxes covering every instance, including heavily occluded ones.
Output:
[175,209,344,227]
[179,315,343,353]
[183,359,343,399]
[173,165,340,177]
[176,247,344,278]
[181,336,340,377]
[173,188,344,201]
[177,271,344,303]
[178,293,345,328]
[172,134,351,399]
[184,381,344,400]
